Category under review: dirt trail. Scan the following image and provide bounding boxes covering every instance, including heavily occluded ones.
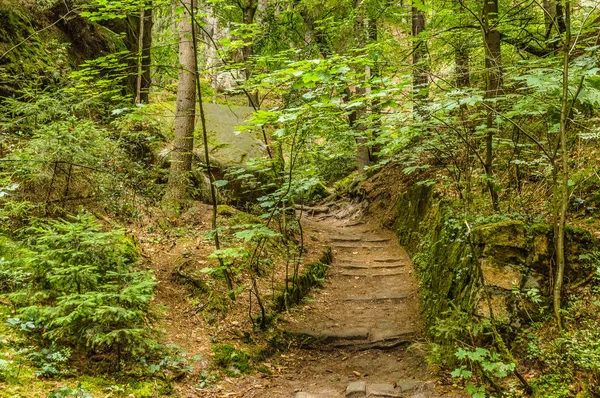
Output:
[235,205,461,398]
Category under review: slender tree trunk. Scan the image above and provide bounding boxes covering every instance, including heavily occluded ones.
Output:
[189,2,235,292]
[125,14,141,99]
[483,0,501,211]
[455,45,470,88]
[368,15,382,162]
[135,7,145,104]
[412,0,428,117]
[140,3,153,103]
[353,0,371,174]
[555,2,567,34]
[162,0,196,214]
[554,0,571,332]
[240,0,258,108]
[543,0,557,39]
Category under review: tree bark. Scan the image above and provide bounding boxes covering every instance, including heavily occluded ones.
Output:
[352,0,371,174]
[135,7,145,104]
[455,44,470,88]
[543,0,557,39]
[483,0,501,211]
[240,0,258,108]
[368,14,382,162]
[412,1,428,117]
[554,0,571,332]
[162,0,196,214]
[140,4,153,104]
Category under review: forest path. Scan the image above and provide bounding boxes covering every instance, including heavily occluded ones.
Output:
[239,203,461,398]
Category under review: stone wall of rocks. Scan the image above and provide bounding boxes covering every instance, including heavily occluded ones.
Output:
[393,184,598,338]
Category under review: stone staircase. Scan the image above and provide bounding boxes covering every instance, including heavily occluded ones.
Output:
[283,217,444,397]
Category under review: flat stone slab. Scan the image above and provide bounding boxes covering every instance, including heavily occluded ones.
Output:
[331,236,391,243]
[333,244,387,249]
[369,330,417,342]
[343,295,409,302]
[295,328,370,342]
[346,381,367,397]
[330,236,363,242]
[295,393,320,398]
[342,221,365,227]
[397,379,422,392]
[339,271,404,277]
[336,257,363,263]
[339,264,405,270]
[367,383,400,397]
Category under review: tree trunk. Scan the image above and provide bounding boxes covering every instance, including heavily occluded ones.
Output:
[123,2,153,104]
[483,0,501,211]
[455,44,470,88]
[135,7,145,104]
[368,15,382,162]
[412,1,428,117]
[162,0,196,214]
[140,4,153,104]
[241,0,258,108]
[352,0,371,174]
[554,0,571,332]
[555,2,567,34]
[543,0,557,39]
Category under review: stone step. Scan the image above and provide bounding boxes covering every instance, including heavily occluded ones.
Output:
[337,271,405,278]
[330,236,391,243]
[332,244,387,249]
[289,329,416,350]
[343,295,409,302]
[338,264,405,270]
[296,379,433,398]
[341,221,365,227]
[336,257,406,264]
[295,393,320,398]
[373,258,404,263]
[292,328,369,342]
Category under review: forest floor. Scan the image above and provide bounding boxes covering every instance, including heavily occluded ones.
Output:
[0,201,465,397]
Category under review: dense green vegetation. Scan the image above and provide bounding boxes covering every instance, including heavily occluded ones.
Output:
[1,0,600,396]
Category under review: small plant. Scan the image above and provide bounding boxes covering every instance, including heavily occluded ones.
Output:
[451,347,515,398]
[211,344,251,377]
[147,345,200,381]
[19,345,71,378]
[0,357,14,381]
[48,383,92,398]
[198,370,217,389]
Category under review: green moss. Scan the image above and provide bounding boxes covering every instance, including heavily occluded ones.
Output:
[0,6,58,94]
[212,344,251,376]
[529,223,552,236]
[393,185,478,340]
[273,249,332,312]
[472,220,526,248]
[218,205,261,225]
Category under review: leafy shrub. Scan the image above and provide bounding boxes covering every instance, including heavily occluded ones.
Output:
[8,213,157,362]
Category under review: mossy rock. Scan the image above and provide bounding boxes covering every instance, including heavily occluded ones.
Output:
[473,220,526,248]
[217,204,261,224]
